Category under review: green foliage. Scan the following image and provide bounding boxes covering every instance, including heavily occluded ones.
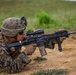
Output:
[36,11,51,25]
[31,69,68,75]
[0,0,76,30]
[50,19,61,29]
[0,0,15,2]
[35,12,62,30]
[67,16,76,30]
[33,57,47,62]
[35,11,51,28]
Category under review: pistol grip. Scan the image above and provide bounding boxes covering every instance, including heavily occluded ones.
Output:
[56,38,62,52]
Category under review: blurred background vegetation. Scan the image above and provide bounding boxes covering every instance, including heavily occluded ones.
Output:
[0,0,76,32]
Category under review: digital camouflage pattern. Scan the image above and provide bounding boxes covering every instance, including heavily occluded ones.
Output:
[1,17,26,37]
[0,32,31,73]
[0,17,67,73]
[0,17,33,73]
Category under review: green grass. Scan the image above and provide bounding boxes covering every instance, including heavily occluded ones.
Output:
[33,57,47,62]
[31,69,68,75]
[0,0,76,31]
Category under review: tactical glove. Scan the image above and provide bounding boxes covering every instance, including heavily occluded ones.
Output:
[21,44,37,55]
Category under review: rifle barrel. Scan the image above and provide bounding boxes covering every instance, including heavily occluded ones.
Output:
[69,31,76,35]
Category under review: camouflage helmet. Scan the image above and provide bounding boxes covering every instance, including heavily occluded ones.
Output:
[1,16,27,37]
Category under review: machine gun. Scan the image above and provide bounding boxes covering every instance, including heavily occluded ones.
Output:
[6,29,76,56]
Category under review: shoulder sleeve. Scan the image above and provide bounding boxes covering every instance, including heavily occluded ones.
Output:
[0,33,31,73]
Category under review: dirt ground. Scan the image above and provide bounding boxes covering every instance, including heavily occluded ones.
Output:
[1,35,76,75]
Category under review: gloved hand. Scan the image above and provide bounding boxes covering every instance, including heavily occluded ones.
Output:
[21,44,37,55]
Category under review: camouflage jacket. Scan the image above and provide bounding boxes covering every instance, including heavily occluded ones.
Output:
[0,32,31,73]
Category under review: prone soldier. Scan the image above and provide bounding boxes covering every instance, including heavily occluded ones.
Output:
[0,17,67,73]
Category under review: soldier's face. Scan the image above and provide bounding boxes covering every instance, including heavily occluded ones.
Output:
[7,31,25,42]
[17,31,25,41]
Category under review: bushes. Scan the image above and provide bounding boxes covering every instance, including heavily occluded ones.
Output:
[27,11,76,31]
[36,11,51,25]
[35,11,61,30]
[35,11,51,29]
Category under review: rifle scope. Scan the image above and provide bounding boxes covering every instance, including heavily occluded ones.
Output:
[26,29,44,36]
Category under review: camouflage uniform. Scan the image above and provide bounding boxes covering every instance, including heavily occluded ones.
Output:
[0,17,36,73]
[0,17,67,73]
